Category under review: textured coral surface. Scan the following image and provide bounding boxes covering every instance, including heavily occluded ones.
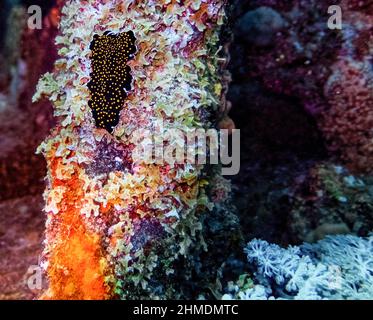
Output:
[33,0,229,299]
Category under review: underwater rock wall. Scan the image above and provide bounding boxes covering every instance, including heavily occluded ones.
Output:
[227,0,373,244]
[33,0,235,299]
[230,0,373,174]
[221,0,373,300]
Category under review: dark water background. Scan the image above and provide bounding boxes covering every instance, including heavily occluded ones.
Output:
[0,0,56,47]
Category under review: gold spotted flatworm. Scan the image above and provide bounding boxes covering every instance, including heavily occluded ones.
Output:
[88,30,136,133]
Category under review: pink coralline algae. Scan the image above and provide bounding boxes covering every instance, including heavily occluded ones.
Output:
[322,58,373,174]
[232,0,373,174]
[321,3,373,174]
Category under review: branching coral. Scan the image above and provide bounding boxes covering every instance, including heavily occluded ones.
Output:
[33,0,230,299]
[223,235,373,300]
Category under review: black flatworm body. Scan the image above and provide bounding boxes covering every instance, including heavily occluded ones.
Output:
[88,30,136,133]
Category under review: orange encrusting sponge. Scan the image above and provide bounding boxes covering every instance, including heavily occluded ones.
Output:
[41,156,112,300]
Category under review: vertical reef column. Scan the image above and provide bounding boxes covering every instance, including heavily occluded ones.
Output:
[34,0,229,299]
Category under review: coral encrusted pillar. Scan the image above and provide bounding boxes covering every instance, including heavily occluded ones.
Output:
[34,0,229,299]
